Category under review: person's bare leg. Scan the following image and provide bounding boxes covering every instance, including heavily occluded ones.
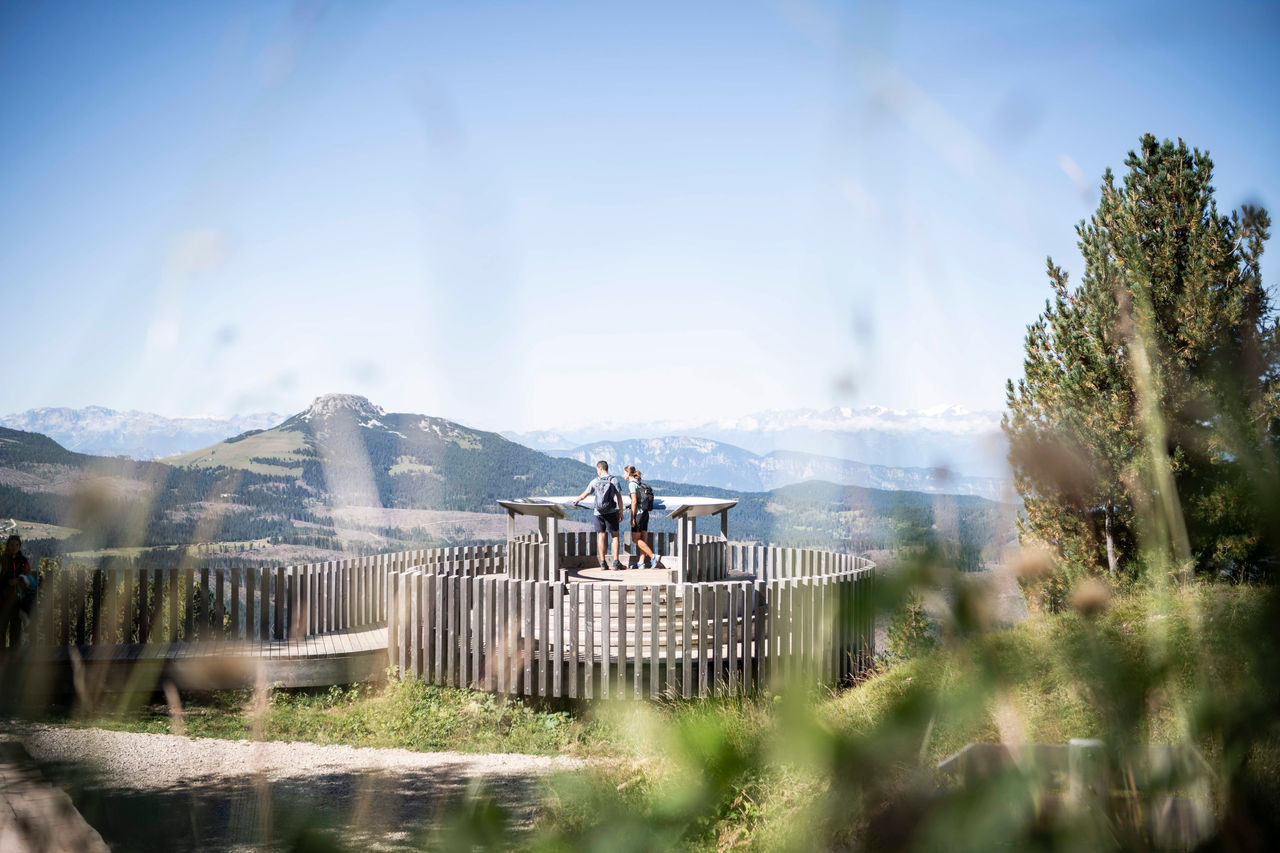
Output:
[610,530,621,564]
[597,531,608,566]
[635,533,655,561]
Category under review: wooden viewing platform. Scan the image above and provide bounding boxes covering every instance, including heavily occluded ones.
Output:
[5,494,876,701]
[388,496,876,700]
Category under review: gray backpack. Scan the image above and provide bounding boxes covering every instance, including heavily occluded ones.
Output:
[590,475,619,514]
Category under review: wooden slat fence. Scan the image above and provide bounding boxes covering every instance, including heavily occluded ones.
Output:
[15,539,876,702]
[388,546,874,699]
[5,544,507,650]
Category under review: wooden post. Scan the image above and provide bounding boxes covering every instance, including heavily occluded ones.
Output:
[552,580,564,698]
[742,582,755,695]
[55,571,67,645]
[459,575,471,687]
[425,572,438,681]
[712,584,725,695]
[89,570,104,646]
[118,569,133,644]
[1068,738,1108,812]
[681,585,693,698]
[584,583,595,699]
[568,582,580,699]
[698,586,710,697]
[649,584,660,699]
[728,583,741,695]
[600,584,611,699]
[259,568,270,642]
[389,572,401,674]
[510,578,523,694]
[274,566,285,640]
[617,584,628,698]
[215,569,226,638]
[547,516,560,580]
[676,518,690,584]
[496,579,508,695]
[522,580,534,696]
[537,582,550,697]
[231,567,241,641]
[480,577,493,690]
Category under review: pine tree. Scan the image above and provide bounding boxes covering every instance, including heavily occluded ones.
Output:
[1004,135,1278,590]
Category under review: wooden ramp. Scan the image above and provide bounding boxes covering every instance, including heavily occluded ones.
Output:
[15,626,390,693]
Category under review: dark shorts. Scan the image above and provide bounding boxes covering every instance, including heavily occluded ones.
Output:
[631,510,650,533]
[593,511,620,534]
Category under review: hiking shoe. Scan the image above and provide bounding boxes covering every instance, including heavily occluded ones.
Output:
[600,561,612,571]
[613,560,625,571]
[651,557,664,570]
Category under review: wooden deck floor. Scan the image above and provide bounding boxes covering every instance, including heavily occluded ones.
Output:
[567,565,679,584]
[565,563,754,584]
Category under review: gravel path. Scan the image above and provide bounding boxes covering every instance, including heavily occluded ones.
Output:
[1,724,584,852]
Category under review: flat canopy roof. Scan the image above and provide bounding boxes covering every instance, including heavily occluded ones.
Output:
[498,495,738,520]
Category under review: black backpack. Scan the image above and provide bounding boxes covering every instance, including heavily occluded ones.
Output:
[637,481,654,512]
[590,475,619,512]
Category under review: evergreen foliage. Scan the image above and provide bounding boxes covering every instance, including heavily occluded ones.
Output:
[885,591,936,661]
[1004,135,1279,590]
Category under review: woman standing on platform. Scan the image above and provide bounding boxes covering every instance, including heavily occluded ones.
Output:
[623,466,662,570]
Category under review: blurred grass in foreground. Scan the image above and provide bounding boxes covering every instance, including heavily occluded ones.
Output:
[522,580,1277,852]
[37,577,1278,850]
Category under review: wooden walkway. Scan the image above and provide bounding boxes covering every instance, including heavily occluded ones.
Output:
[19,626,390,692]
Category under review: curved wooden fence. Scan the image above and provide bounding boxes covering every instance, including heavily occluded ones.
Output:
[388,542,875,700]
[8,541,876,702]
[4,548,477,649]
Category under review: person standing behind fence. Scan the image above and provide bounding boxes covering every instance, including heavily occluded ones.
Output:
[623,466,663,570]
[571,461,626,570]
[0,535,35,650]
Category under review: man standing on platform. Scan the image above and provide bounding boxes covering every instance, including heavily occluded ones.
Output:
[571,461,626,570]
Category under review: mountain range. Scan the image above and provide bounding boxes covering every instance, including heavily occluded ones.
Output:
[3,401,1012,490]
[548,436,1009,500]
[0,406,284,459]
[503,405,1010,478]
[1,394,1013,567]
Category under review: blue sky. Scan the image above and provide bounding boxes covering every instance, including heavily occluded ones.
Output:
[3,0,1277,431]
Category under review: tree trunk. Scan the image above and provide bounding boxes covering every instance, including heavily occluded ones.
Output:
[1104,505,1119,576]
